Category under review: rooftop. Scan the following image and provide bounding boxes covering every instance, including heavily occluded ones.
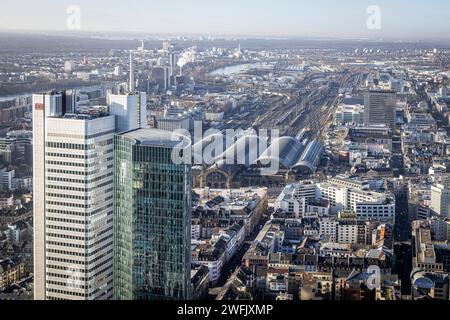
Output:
[119,128,191,148]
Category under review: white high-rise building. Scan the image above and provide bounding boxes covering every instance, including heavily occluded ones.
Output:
[431,184,450,218]
[129,51,135,92]
[64,61,74,73]
[33,92,116,300]
[107,54,147,133]
[107,92,147,133]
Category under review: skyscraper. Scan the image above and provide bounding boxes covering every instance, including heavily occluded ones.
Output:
[107,92,147,133]
[129,51,135,92]
[107,53,148,133]
[113,128,192,300]
[169,53,177,86]
[33,91,115,300]
[431,184,450,218]
[364,89,397,130]
[151,66,170,92]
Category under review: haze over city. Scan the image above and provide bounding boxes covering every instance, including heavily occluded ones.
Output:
[1,0,450,315]
[0,0,450,40]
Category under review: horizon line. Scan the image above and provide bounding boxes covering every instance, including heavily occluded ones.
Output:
[1,28,450,44]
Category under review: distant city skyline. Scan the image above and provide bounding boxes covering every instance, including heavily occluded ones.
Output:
[1,0,449,40]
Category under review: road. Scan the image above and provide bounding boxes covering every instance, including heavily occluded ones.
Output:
[214,215,269,288]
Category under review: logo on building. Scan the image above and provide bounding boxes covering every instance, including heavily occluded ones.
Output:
[34,103,44,110]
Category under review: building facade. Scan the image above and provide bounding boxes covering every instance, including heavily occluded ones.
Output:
[113,128,192,300]
[364,90,397,130]
[33,91,115,300]
[107,92,147,133]
[431,184,450,218]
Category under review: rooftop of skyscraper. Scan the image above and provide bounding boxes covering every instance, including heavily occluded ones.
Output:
[119,128,191,148]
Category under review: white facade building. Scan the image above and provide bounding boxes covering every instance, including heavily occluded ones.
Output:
[355,202,396,222]
[334,103,364,125]
[0,168,15,190]
[337,223,359,244]
[275,182,319,218]
[320,219,338,242]
[33,92,115,300]
[431,184,450,219]
[317,182,389,214]
[107,92,147,133]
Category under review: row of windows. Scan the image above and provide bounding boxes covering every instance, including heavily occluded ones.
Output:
[357,208,394,212]
[46,255,86,264]
[46,180,112,192]
[46,269,113,285]
[47,240,111,257]
[358,214,393,218]
[47,225,87,233]
[46,193,91,201]
[46,139,113,150]
[47,265,87,274]
[357,211,393,214]
[47,233,112,250]
[46,148,113,160]
[46,158,113,168]
[47,219,113,234]
[47,289,88,298]
[47,129,115,140]
[47,280,87,290]
[47,152,88,159]
[47,273,89,282]
[47,248,113,265]
[47,189,113,200]
[46,201,90,209]
[47,165,113,176]
[47,257,112,275]
[46,217,88,225]
[47,203,113,217]
[47,172,113,184]
[46,228,112,243]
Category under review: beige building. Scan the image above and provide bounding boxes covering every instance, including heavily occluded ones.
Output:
[431,184,450,218]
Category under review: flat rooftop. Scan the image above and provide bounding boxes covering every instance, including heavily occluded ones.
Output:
[120,128,191,148]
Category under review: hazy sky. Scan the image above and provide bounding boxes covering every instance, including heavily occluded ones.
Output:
[1,0,449,39]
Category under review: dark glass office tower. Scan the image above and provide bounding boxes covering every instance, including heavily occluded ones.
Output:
[113,128,191,300]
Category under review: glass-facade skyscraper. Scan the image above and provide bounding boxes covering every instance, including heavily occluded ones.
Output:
[364,89,397,130]
[113,128,192,300]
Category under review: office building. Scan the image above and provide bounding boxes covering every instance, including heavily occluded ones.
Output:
[364,90,397,130]
[113,128,192,300]
[154,108,192,133]
[107,92,147,133]
[334,103,364,125]
[355,201,395,222]
[33,91,115,300]
[431,184,450,218]
[152,66,170,92]
[169,53,177,86]
[129,51,135,92]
